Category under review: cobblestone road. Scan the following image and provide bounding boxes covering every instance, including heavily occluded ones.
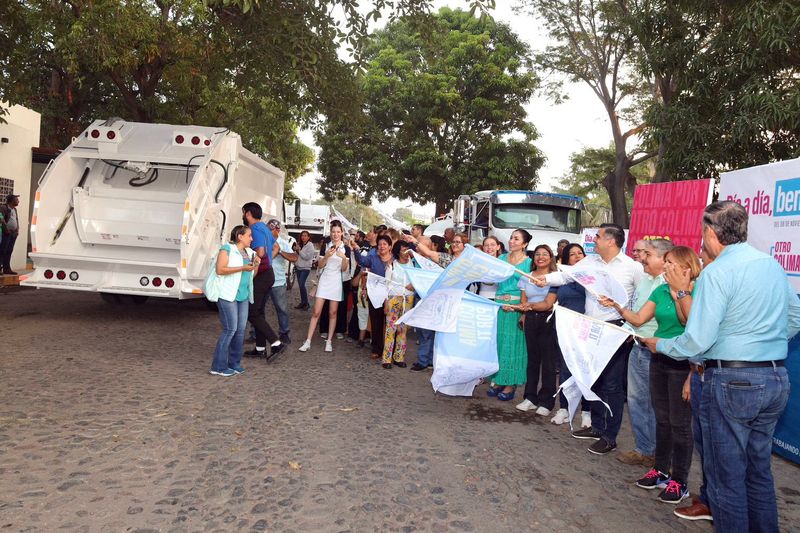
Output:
[1,287,799,532]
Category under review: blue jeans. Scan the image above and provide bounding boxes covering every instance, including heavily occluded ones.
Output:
[212,298,249,372]
[416,328,434,366]
[627,344,656,455]
[701,365,789,533]
[266,284,289,336]
[590,339,633,445]
[297,269,310,306]
[690,369,708,506]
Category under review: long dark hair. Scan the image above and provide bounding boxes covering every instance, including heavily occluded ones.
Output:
[229,225,249,243]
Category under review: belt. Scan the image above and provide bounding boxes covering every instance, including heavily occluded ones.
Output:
[495,294,521,302]
[705,359,784,369]
[606,319,624,327]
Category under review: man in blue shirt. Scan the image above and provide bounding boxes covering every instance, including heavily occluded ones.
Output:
[242,202,285,360]
[645,201,800,532]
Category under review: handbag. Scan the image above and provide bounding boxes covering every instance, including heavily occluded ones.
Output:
[203,245,228,302]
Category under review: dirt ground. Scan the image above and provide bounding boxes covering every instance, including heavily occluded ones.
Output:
[1,286,798,532]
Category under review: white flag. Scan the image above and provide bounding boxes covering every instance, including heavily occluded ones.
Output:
[554,305,630,428]
[365,272,390,308]
[396,288,463,333]
[411,250,444,272]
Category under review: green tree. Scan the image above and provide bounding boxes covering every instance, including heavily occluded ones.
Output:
[553,143,651,224]
[519,0,656,227]
[315,8,545,215]
[633,0,800,179]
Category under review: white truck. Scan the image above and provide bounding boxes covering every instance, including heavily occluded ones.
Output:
[22,118,284,302]
[426,190,585,252]
[284,200,330,244]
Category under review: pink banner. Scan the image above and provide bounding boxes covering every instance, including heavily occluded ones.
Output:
[628,180,714,254]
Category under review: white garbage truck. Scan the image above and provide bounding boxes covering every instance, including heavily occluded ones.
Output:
[21,118,284,302]
[425,190,585,252]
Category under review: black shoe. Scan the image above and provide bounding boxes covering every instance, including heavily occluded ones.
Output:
[572,427,602,440]
[5,270,18,276]
[394,361,407,368]
[587,437,617,455]
[382,363,392,369]
[356,340,365,348]
[266,343,286,362]
[294,303,308,310]
[244,347,267,358]
[279,333,291,344]
[410,363,427,371]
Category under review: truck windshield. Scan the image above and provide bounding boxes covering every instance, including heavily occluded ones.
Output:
[492,204,580,233]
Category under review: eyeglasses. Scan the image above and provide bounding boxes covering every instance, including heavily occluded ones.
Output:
[533,253,551,258]
[452,240,464,245]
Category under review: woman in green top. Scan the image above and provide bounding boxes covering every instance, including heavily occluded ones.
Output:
[487,229,533,401]
[600,246,702,504]
[210,225,257,377]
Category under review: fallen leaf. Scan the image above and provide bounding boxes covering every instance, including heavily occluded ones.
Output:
[338,407,358,412]
[288,461,301,470]
[154,413,169,418]
[234,430,243,437]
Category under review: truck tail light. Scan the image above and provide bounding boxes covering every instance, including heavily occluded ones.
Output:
[44,269,54,279]
[152,277,162,287]
[56,270,67,280]
[165,278,175,288]
[91,129,100,138]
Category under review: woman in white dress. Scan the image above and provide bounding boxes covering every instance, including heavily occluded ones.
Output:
[298,221,350,353]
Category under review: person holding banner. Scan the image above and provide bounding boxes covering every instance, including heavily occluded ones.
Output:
[511,245,559,416]
[601,246,701,504]
[476,236,502,300]
[409,231,467,268]
[352,234,393,360]
[487,229,533,401]
[645,201,800,531]
[381,241,415,369]
[538,224,643,455]
[298,222,350,353]
[552,243,591,427]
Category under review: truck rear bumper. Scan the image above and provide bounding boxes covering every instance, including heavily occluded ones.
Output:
[22,254,199,299]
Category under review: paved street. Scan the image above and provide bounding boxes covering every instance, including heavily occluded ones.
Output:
[1,287,799,532]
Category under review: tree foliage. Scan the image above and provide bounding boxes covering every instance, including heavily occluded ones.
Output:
[519,0,655,227]
[315,8,545,214]
[629,0,800,180]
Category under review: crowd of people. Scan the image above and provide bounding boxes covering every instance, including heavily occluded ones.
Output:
[207,200,799,532]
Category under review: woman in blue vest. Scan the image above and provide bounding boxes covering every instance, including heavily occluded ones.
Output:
[210,225,257,376]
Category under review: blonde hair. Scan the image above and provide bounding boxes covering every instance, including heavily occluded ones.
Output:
[664,246,702,280]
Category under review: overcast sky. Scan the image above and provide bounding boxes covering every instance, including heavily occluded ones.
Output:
[293,1,613,220]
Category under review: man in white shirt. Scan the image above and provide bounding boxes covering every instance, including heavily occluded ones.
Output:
[541,224,644,455]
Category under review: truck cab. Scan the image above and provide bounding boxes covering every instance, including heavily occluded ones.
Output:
[453,190,584,252]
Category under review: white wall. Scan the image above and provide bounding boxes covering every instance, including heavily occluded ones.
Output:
[0,104,41,271]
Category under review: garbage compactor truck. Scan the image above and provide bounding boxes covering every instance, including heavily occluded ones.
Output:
[21,119,284,302]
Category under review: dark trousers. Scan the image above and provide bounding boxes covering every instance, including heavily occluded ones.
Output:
[650,353,693,484]
[689,369,708,505]
[590,338,633,445]
[368,300,385,356]
[0,232,18,271]
[297,269,310,306]
[347,286,361,339]
[523,311,559,410]
[248,268,278,347]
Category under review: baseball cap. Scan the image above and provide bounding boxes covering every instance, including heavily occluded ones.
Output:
[267,219,281,229]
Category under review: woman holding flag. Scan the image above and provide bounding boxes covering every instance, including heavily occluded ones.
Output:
[487,229,533,401]
[599,246,702,505]
[381,240,416,369]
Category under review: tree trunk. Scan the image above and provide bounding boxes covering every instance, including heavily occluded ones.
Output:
[434,199,451,219]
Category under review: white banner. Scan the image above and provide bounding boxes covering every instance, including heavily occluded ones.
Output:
[554,305,631,428]
[558,263,628,304]
[720,157,800,292]
[411,250,443,272]
[396,288,463,333]
[365,272,400,308]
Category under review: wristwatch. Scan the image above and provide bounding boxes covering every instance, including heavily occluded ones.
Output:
[676,290,690,299]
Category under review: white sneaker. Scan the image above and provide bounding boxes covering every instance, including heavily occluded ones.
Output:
[320,333,328,339]
[324,340,333,352]
[535,406,551,416]
[298,339,311,352]
[515,399,537,412]
[336,333,344,340]
[581,411,592,428]
[550,408,570,425]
